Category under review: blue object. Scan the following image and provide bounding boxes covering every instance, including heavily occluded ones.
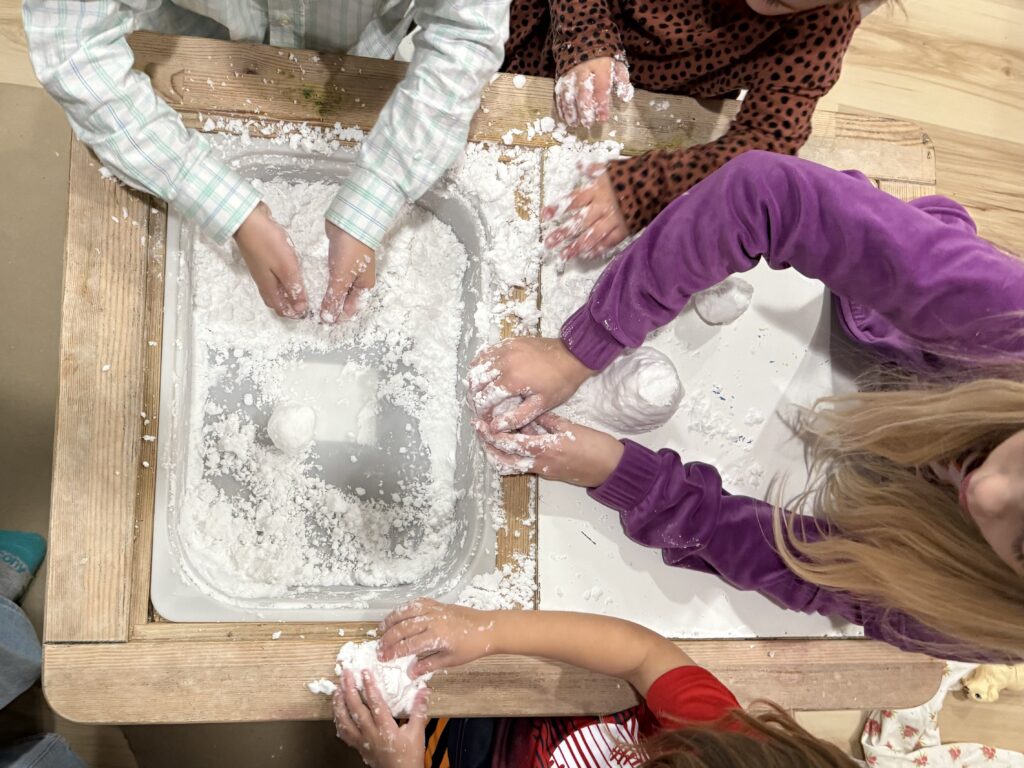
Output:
[0,532,46,577]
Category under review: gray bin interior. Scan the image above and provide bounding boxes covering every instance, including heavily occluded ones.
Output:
[151,140,497,622]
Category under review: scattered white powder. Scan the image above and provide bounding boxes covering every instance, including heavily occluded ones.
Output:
[575,347,684,434]
[693,276,754,325]
[308,640,432,716]
[179,176,472,598]
[457,552,537,610]
[266,402,316,455]
[271,630,282,639]
[511,74,527,89]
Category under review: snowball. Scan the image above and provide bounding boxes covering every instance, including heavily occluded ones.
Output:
[693,276,754,325]
[512,74,527,89]
[583,347,684,434]
[267,402,316,455]
[332,640,431,716]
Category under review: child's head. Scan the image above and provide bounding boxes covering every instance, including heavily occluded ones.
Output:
[638,702,858,767]
[776,365,1024,659]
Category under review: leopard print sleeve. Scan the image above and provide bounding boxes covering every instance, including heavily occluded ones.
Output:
[549,0,625,76]
[608,4,860,232]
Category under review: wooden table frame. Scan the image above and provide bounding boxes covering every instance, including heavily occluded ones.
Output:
[44,31,942,724]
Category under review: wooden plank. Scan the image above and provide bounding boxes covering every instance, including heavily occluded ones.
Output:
[126,31,740,157]
[46,140,153,642]
[801,111,934,185]
[128,201,167,627]
[43,639,942,724]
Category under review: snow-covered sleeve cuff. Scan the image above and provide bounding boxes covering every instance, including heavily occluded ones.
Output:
[325,165,407,250]
[175,153,261,245]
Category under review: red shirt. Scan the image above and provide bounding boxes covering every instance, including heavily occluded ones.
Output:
[491,666,740,768]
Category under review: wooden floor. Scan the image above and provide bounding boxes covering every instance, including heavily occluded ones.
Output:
[0,0,1021,764]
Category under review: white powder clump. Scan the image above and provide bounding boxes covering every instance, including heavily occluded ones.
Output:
[307,678,337,695]
[267,402,316,455]
[693,276,754,326]
[458,553,536,610]
[512,74,527,89]
[318,640,432,717]
[577,347,684,434]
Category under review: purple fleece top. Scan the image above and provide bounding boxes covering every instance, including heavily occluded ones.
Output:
[561,151,1024,662]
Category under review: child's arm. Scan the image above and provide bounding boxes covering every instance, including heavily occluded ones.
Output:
[606,6,860,233]
[328,0,509,252]
[378,599,693,697]
[473,412,1007,663]
[23,0,260,246]
[22,1,308,318]
[563,151,1024,374]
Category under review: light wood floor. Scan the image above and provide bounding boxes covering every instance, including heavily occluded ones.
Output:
[0,0,1021,765]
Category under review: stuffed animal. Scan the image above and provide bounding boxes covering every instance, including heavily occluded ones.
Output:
[962,664,1024,702]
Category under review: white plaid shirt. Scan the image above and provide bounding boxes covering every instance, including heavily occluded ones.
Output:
[23,0,510,248]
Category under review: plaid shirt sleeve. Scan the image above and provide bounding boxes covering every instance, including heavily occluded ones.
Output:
[23,0,260,244]
[329,0,510,249]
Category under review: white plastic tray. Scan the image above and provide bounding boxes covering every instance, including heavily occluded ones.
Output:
[151,139,497,622]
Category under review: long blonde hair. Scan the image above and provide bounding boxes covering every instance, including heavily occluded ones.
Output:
[774,368,1024,659]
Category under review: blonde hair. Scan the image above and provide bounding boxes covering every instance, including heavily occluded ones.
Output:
[637,701,858,767]
[774,368,1024,659]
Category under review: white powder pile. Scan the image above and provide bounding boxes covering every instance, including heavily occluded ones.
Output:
[693,276,754,325]
[307,640,431,717]
[457,552,537,610]
[575,347,684,434]
[179,176,471,597]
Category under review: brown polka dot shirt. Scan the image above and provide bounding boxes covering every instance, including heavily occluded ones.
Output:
[504,0,862,231]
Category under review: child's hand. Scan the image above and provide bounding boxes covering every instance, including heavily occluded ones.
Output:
[332,669,428,768]
[542,165,629,262]
[320,222,376,323]
[233,202,309,319]
[554,57,633,128]
[476,412,624,487]
[377,598,496,676]
[468,337,596,432]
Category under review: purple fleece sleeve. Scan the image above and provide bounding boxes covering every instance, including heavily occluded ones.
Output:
[568,152,1024,661]
[561,151,1024,371]
[594,442,1010,662]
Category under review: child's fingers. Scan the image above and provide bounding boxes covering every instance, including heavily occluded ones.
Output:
[361,672,395,727]
[413,651,453,676]
[405,688,431,734]
[491,394,547,432]
[332,689,360,744]
[380,598,437,633]
[270,254,309,317]
[378,616,431,660]
[563,214,614,261]
[385,630,446,664]
[250,265,288,316]
[341,669,372,729]
[592,62,613,122]
[320,271,355,325]
[535,412,574,434]
[542,182,596,223]
[588,221,628,260]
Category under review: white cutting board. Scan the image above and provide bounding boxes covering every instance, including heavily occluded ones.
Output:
[538,258,866,639]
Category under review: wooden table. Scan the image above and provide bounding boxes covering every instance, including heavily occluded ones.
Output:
[44,31,943,724]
